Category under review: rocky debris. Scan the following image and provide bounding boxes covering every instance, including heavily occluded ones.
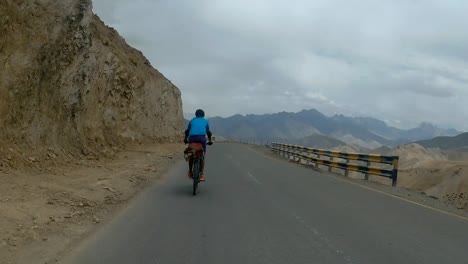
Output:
[452,167,463,176]
[102,186,117,193]
[443,192,468,210]
[129,174,147,183]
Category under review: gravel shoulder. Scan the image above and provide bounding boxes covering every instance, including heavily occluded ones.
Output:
[0,143,184,264]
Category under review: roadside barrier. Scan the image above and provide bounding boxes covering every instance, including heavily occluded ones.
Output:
[271,143,399,186]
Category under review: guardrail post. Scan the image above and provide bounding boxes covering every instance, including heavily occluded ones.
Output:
[364,161,370,180]
[315,155,320,168]
[328,157,333,172]
[344,159,350,177]
[392,157,399,187]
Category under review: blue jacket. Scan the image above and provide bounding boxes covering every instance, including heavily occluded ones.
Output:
[185,117,212,138]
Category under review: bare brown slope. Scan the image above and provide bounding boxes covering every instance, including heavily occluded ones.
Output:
[0,0,183,168]
[377,144,467,209]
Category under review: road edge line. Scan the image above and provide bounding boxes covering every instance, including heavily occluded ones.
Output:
[246,144,468,222]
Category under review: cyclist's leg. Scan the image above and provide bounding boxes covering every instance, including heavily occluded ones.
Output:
[188,157,193,177]
[200,138,207,175]
[189,135,207,178]
[189,136,206,170]
[187,136,198,178]
[200,157,205,175]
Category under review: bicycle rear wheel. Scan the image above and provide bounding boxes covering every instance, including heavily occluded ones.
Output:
[192,159,200,196]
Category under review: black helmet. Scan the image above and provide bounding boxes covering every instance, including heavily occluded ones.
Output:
[195,109,205,117]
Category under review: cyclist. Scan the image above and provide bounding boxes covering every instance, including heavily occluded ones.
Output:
[184,109,213,181]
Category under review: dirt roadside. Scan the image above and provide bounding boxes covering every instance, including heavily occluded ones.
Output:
[0,143,184,264]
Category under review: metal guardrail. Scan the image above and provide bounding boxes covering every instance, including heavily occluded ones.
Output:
[271,143,399,187]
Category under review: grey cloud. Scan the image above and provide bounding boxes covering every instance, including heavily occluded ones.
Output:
[93,0,468,131]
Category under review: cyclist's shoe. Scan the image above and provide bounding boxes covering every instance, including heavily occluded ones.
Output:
[188,171,193,179]
[199,174,206,181]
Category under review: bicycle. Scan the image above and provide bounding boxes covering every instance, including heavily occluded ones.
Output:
[184,141,213,195]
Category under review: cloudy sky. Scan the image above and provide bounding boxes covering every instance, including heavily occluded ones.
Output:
[93,0,467,130]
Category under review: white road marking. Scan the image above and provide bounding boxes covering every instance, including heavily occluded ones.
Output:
[246,145,468,222]
[247,172,262,185]
[334,177,468,222]
[293,213,353,264]
[225,154,262,185]
[225,154,241,166]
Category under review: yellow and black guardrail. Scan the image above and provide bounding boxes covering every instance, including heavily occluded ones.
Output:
[271,143,399,187]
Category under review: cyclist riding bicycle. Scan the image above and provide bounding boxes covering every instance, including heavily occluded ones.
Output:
[184,109,213,181]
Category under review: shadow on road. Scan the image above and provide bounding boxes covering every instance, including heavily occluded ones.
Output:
[168,183,201,197]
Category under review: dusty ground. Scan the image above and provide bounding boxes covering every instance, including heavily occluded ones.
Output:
[335,144,468,210]
[370,144,468,210]
[0,143,184,264]
[398,161,468,210]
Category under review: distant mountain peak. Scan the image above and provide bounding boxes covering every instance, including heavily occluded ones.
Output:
[207,109,461,149]
[417,122,436,129]
[415,132,468,150]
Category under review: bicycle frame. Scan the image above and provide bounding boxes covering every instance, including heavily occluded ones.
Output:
[188,147,204,195]
[185,141,211,196]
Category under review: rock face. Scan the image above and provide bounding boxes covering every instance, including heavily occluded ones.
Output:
[0,0,183,153]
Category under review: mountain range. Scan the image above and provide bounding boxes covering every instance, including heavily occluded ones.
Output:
[416,132,468,150]
[204,109,462,149]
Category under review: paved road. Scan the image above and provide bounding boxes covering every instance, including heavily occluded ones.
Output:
[66,143,468,264]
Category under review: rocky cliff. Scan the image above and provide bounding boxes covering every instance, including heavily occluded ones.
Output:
[0,0,183,166]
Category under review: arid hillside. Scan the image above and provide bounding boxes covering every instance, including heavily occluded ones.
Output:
[379,144,468,209]
[0,0,183,169]
[0,1,185,262]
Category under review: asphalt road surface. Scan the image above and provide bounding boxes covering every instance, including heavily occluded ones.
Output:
[66,143,468,264]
